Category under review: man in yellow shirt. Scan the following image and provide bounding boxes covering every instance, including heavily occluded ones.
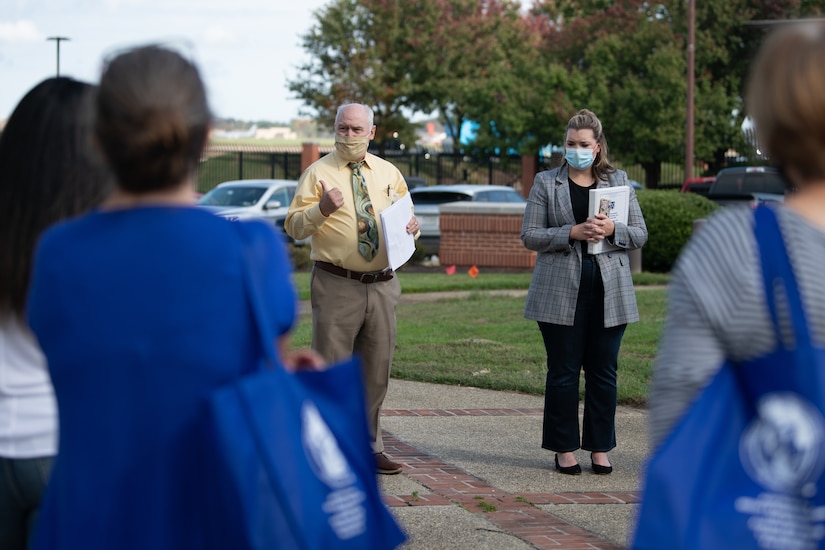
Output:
[285,103,419,475]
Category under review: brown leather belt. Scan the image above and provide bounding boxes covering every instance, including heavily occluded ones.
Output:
[314,261,394,284]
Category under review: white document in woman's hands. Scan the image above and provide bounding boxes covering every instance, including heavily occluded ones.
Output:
[379,193,416,270]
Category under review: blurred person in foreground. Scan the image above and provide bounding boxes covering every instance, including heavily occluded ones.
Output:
[0,77,111,550]
[636,22,825,549]
[648,21,825,453]
[25,45,322,549]
[521,109,647,476]
[285,103,419,475]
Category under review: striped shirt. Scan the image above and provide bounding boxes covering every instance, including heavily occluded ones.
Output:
[648,204,825,449]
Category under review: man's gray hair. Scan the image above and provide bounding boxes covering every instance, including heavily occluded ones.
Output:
[335,103,374,127]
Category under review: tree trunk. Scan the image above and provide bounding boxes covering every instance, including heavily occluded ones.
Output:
[642,161,662,189]
[706,148,728,176]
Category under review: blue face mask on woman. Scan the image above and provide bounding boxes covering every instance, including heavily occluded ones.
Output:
[565,148,595,170]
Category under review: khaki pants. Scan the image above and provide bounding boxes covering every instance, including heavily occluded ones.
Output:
[310,266,401,453]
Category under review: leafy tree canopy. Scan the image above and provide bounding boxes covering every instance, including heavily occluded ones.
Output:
[290,0,825,183]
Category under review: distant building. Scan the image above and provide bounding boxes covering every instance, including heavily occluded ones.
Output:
[211,124,258,139]
[415,120,447,151]
[210,124,298,140]
[254,126,297,140]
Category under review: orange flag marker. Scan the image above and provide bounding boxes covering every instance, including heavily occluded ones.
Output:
[468,265,479,278]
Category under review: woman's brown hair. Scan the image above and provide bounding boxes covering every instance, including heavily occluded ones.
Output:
[95,45,211,193]
[566,109,616,182]
[746,21,825,183]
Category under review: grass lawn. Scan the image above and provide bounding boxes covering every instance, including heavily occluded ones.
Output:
[289,271,667,407]
[289,270,669,301]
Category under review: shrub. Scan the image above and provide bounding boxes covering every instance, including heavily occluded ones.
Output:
[410,240,427,265]
[636,190,718,273]
[288,243,313,270]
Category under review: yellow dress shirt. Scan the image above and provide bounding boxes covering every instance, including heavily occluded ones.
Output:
[285,151,412,272]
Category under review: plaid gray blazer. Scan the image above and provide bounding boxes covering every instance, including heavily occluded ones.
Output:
[521,165,648,327]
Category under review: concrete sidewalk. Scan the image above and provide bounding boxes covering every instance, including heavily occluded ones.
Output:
[377,379,648,549]
[300,288,649,548]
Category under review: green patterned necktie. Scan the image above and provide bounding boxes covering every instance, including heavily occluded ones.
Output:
[349,161,379,261]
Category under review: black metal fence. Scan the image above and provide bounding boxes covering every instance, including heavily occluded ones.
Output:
[196,146,305,195]
[380,150,524,188]
[196,145,526,194]
[196,144,696,194]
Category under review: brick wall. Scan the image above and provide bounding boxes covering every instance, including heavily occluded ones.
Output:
[301,142,320,172]
[438,203,536,269]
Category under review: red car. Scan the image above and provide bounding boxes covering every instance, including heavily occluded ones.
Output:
[680,176,715,196]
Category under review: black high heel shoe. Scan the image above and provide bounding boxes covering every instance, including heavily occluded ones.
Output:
[554,453,581,475]
[590,453,613,475]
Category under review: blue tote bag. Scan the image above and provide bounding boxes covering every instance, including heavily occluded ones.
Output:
[202,224,406,549]
[632,205,825,549]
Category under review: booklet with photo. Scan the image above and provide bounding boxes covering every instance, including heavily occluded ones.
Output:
[379,192,416,270]
[587,186,630,254]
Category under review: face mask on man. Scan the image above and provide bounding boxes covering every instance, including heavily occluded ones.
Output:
[335,135,370,162]
[565,147,596,170]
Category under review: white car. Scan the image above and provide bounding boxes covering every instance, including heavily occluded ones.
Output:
[197,179,296,223]
[197,179,308,244]
[410,184,526,254]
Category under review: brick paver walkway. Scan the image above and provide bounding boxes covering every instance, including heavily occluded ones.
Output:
[381,407,639,549]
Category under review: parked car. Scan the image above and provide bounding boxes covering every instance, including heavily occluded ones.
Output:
[680,176,716,196]
[410,184,526,254]
[705,166,788,207]
[197,179,302,242]
[404,175,427,190]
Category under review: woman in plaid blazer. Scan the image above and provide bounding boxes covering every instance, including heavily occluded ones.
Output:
[521,110,647,476]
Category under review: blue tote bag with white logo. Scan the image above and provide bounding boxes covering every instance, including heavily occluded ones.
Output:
[632,206,825,549]
[202,224,406,550]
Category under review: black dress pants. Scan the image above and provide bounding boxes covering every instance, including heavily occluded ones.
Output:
[538,255,626,453]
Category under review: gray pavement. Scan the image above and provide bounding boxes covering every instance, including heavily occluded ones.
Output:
[300,289,650,549]
[377,379,649,549]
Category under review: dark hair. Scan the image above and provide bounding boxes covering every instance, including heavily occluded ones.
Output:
[566,109,616,182]
[0,77,112,315]
[95,45,211,193]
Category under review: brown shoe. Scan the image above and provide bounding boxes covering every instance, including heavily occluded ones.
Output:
[375,452,403,475]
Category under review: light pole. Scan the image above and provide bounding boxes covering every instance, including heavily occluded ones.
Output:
[685,0,695,181]
[47,36,70,77]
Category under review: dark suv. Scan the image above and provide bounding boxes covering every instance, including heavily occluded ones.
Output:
[711,166,786,194]
[706,166,788,206]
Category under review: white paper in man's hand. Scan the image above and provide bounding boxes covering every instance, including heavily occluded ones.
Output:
[379,193,416,271]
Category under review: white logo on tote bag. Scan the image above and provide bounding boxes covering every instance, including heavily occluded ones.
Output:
[302,401,367,540]
[735,393,825,548]
[741,393,825,495]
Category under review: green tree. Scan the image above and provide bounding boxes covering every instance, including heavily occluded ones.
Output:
[667,0,756,175]
[289,0,550,155]
[462,9,587,155]
[394,0,538,150]
[399,0,504,146]
[677,0,824,173]
[531,0,825,185]
[588,21,687,187]
[532,0,690,187]
[289,0,825,173]
[287,0,420,152]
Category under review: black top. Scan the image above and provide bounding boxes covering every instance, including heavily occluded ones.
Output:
[569,178,598,256]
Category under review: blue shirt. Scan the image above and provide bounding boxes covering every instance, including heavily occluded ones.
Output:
[27,206,295,549]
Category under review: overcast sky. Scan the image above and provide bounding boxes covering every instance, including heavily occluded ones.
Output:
[0,0,333,123]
